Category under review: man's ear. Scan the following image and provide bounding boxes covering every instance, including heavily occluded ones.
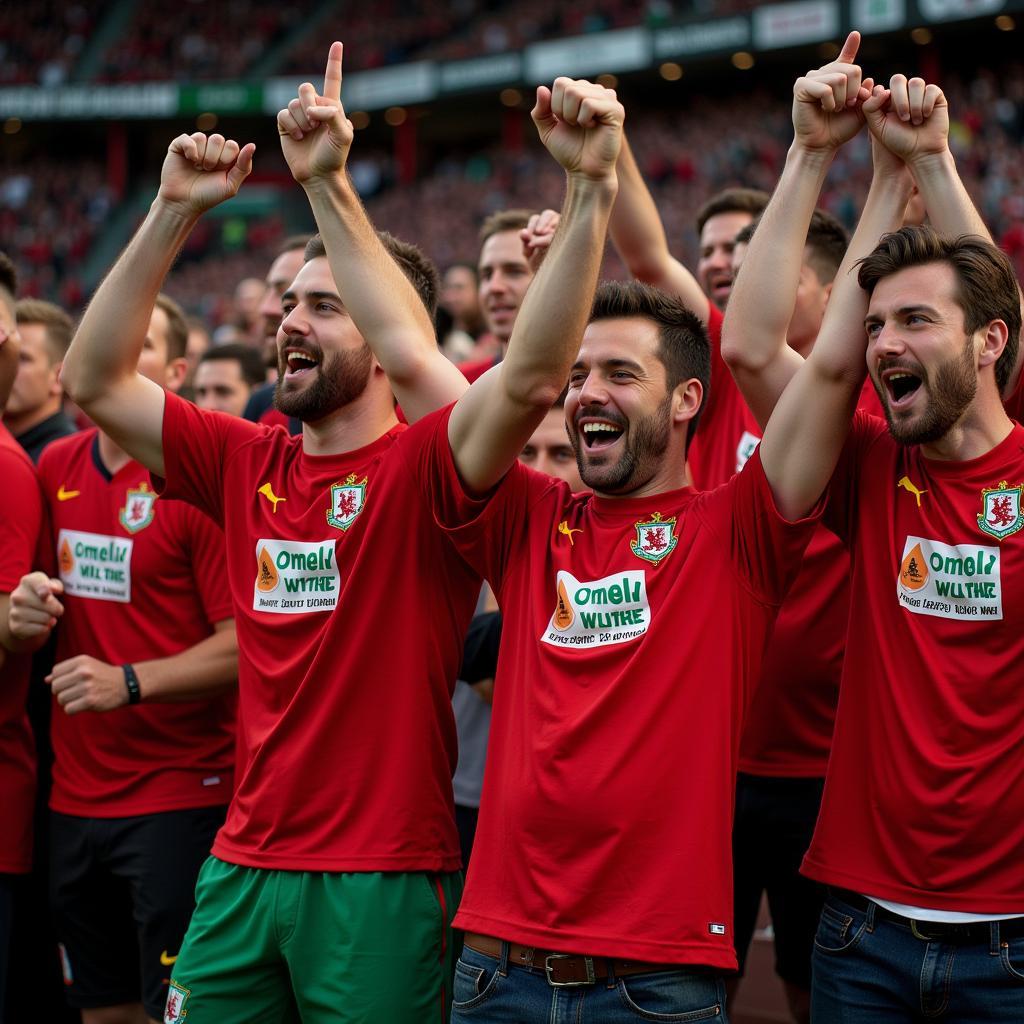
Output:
[164,357,189,394]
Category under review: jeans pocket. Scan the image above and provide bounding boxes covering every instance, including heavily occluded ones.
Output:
[1000,934,1024,983]
[452,950,502,1012]
[616,970,724,1021]
[812,899,866,957]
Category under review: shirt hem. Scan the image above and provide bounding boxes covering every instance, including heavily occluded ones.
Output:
[737,761,829,778]
[212,839,462,873]
[452,910,737,970]
[50,789,232,818]
[801,855,1024,913]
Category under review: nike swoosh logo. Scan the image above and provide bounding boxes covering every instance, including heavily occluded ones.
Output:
[57,486,81,501]
[160,951,178,966]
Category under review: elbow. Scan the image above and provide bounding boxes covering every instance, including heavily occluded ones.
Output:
[503,376,565,415]
[721,337,769,375]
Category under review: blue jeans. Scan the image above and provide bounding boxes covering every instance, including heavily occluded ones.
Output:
[450,943,727,1023]
[812,893,1024,1022]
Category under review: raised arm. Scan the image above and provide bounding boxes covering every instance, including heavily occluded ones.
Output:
[277,43,466,424]
[758,84,915,520]
[609,134,708,319]
[61,135,254,475]
[723,32,870,429]
[866,74,1024,397]
[448,78,623,493]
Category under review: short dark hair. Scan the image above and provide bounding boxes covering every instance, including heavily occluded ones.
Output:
[858,225,1022,393]
[589,280,711,450]
[0,250,18,309]
[154,293,188,363]
[15,299,74,361]
[279,234,312,257]
[695,188,769,236]
[303,232,440,318]
[198,342,266,388]
[734,208,849,284]
[479,209,534,245]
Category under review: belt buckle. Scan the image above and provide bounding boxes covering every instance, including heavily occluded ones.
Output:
[545,953,596,987]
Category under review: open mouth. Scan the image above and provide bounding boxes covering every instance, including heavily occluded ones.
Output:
[882,368,923,409]
[284,348,320,379]
[580,420,624,451]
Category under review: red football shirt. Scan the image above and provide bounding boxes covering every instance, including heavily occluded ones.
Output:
[37,430,236,816]
[0,424,42,872]
[415,405,820,967]
[802,413,1024,910]
[157,393,479,871]
[689,303,884,775]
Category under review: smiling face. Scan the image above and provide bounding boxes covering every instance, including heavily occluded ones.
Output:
[260,247,307,365]
[697,210,755,310]
[274,257,374,423]
[866,262,980,446]
[565,318,684,496]
[478,230,533,344]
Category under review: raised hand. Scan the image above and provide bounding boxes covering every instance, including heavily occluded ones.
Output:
[278,41,354,185]
[862,74,949,164]
[157,133,255,217]
[8,571,64,642]
[521,208,560,273]
[532,77,624,180]
[792,31,872,153]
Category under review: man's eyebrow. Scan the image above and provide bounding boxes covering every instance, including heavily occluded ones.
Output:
[279,290,345,306]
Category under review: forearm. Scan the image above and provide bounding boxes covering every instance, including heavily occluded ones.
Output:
[501,173,618,405]
[909,149,990,240]
[63,200,195,405]
[760,165,912,518]
[134,622,238,703]
[302,172,466,420]
[723,144,831,373]
[610,137,706,315]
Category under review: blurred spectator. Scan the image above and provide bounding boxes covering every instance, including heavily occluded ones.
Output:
[193,343,266,417]
[6,299,77,463]
[438,262,485,362]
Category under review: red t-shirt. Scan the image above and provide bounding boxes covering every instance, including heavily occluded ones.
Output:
[802,413,1024,911]
[458,354,501,384]
[157,393,479,872]
[689,302,884,775]
[37,430,236,817]
[417,405,820,967]
[0,424,42,872]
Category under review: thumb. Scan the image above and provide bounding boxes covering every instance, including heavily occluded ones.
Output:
[532,86,554,131]
[837,29,860,64]
[226,143,255,194]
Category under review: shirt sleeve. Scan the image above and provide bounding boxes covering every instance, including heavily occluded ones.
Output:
[156,391,263,526]
[398,404,561,590]
[696,446,823,607]
[822,411,890,544]
[0,447,42,593]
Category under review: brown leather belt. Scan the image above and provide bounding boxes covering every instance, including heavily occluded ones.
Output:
[463,932,675,987]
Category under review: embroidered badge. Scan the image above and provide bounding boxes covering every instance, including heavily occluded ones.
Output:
[630,512,678,564]
[164,981,190,1022]
[977,481,1024,541]
[327,474,367,531]
[118,483,156,533]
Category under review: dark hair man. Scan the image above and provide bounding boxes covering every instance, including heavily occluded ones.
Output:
[5,299,77,462]
[54,43,483,1023]
[193,343,266,417]
[723,38,1024,1019]
[695,187,770,309]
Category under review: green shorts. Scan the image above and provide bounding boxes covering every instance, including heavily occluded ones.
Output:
[164,857,463,1024]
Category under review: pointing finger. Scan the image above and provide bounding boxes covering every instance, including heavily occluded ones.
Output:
[837,30,860,65]
[324,41,343,103]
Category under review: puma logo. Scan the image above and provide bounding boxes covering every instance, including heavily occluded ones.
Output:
[258,482,286,513]
[898,476,927,508]
[557,521,582,546]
